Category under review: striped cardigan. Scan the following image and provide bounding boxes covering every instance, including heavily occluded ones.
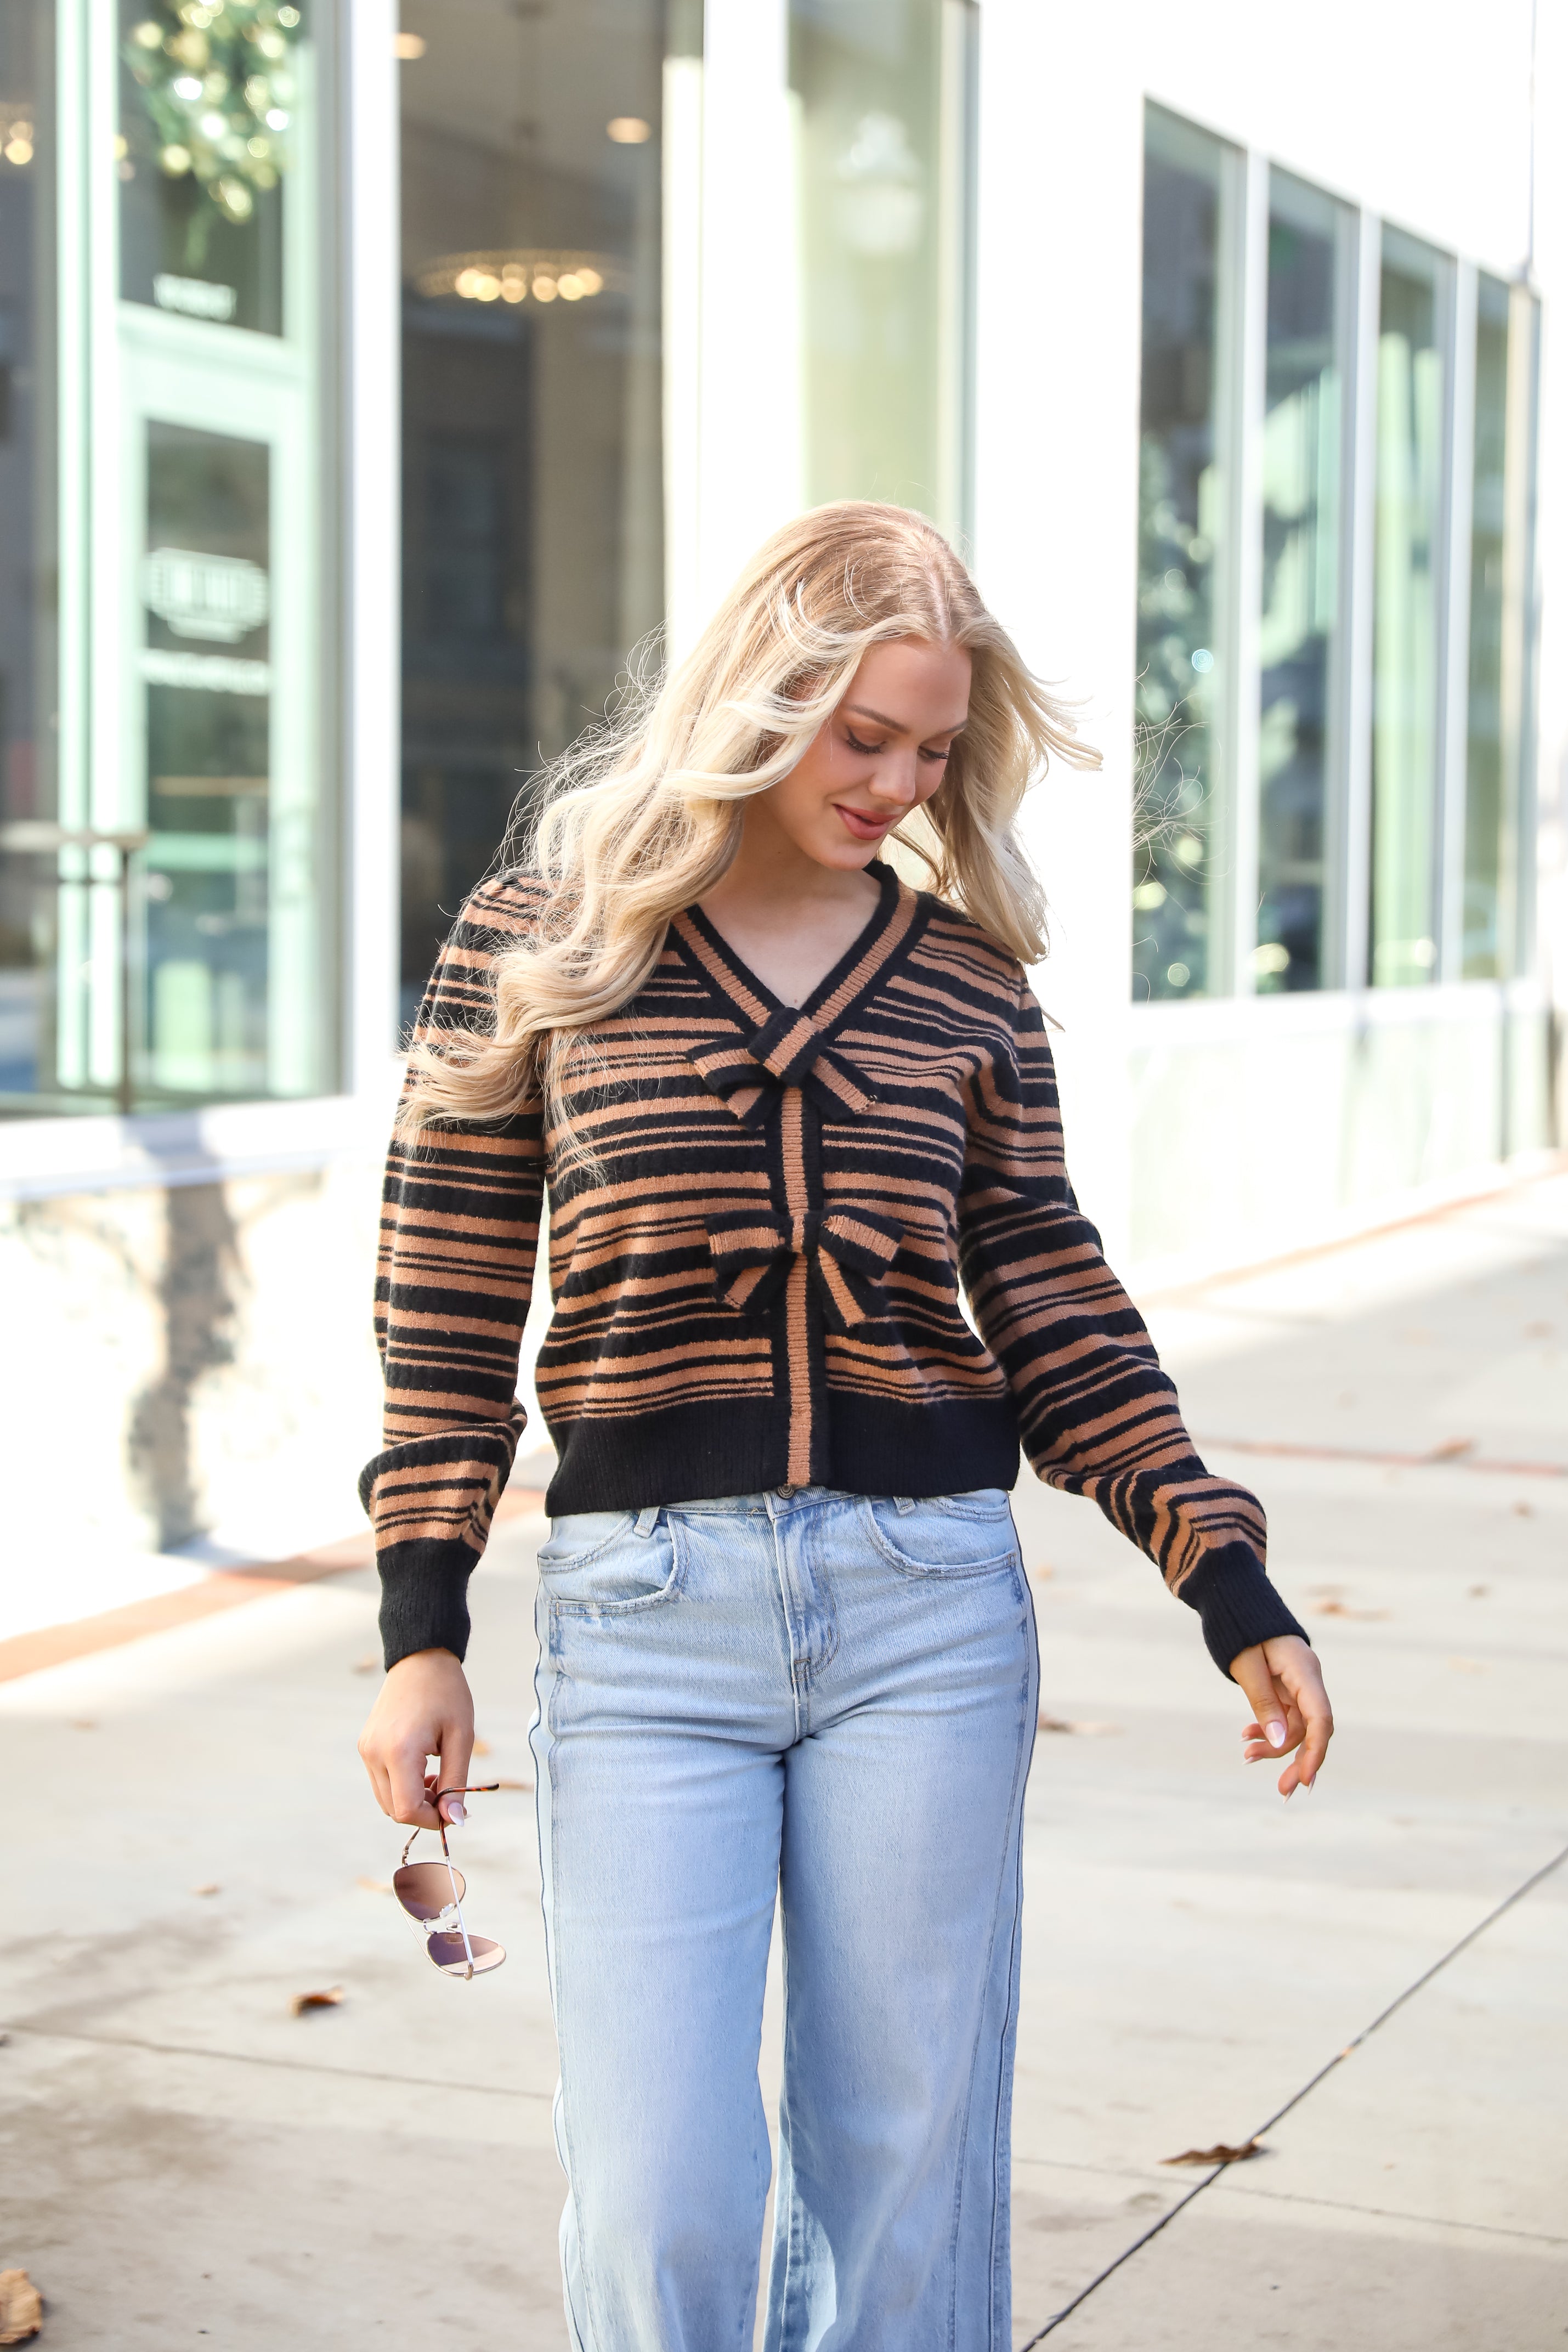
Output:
[363,862,1304,1677]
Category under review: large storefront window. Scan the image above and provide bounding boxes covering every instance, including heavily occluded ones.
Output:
[2,0,330,1117]
[1369,228,1448,988]
[1256,169,1349,994]
[398,0,680,1031]
[1133,105,1238,1003]
[0,0,55,1104]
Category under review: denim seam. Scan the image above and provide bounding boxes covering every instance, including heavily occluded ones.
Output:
[546,1522,689,1618]
[946,1561,1037,2352]
[542,1642,604,2352]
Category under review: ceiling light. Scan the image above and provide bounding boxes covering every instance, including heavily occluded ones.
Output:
[607,116,652,144]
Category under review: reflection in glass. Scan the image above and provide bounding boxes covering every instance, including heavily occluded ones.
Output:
[0,0,56,1108]
[398,0,676,1031]
[141,422,272,1098]
[789,0,950,516]
[118,1,304,337]
[1256,171,1346,994]
[1463,275,1510,979]
[1371,229,1448,987]
[1133,105,1235,1002]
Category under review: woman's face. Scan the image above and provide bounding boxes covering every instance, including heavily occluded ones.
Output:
[756,637,972,873]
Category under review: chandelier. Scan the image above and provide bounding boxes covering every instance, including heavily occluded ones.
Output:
[414,250,624,307]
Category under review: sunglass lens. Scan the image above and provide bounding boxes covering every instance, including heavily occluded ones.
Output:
[394,1860,467,1919]
[426,1931,505,1977]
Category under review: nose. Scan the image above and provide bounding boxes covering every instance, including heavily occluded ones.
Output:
[865,750,922,810]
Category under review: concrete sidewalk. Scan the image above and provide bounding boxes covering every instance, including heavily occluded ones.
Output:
[2,1175,1565,2347]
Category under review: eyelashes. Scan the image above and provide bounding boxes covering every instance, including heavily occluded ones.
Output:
[842,728,953,765]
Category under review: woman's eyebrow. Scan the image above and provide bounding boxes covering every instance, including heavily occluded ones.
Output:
[844,702,967,736]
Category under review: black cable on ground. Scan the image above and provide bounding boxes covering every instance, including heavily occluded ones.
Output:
[1017,1835,1568,2347]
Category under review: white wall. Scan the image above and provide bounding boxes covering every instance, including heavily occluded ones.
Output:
[972,0,1563,1270]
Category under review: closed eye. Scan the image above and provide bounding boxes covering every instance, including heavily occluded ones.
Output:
[844,729,884,755]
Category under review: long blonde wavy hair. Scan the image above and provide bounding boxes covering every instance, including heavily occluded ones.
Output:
[402,500,1099,1146]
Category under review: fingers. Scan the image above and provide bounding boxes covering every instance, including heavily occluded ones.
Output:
[437,1721,474,1826]
[1272,1643,1334,1794]
[1230,1645,1288,1756]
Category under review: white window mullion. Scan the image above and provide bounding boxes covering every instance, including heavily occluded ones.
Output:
[1439,261,1479,985]
[1225,148,1269,999]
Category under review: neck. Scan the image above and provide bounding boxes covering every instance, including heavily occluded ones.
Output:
[709,800,880,923]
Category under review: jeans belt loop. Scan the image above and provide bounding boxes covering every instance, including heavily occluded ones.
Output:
[895,1495,916,1514]
[633,1506,661,1537]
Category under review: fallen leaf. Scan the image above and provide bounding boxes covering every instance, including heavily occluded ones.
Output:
[190,1883,221,1898]
[1162,2139,1261,2167]
[1038,1713,1122,1737]
[1428,1437,1475,1461]
[1467,1584,1490,1599]
[1525,1321,1553,1338]
[290,1986,344,2016]
[493,1776,533,1791]
[1448,1657,1487,1675]
[1029,1564,1055,1581]
[355,1876,392,1894]
[471,1737,493,1757]
[351,1654,380,1674]
[1311,1599,1390,1621]
[1512,1500,1533,1518]
[70,1719,96,1731]
[0,2269,43,2345]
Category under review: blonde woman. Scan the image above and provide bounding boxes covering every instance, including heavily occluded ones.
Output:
[358,502,1333,2350]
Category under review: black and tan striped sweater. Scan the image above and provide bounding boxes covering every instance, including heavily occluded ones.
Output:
[363,863,1305,1676]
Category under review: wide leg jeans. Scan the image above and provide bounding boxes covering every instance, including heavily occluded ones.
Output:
[529,1485,1039,2352]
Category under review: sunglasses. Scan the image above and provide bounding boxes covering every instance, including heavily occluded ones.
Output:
[394,1782,506,1980]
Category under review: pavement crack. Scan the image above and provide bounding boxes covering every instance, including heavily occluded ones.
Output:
[4,2023,552,2100]
[1017,1835,1568,2346]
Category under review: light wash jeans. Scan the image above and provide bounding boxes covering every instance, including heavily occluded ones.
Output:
[529,1485,1039,2352]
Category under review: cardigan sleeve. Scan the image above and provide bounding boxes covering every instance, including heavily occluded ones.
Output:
[359,877,547,1670]
[956,969,1306,1678]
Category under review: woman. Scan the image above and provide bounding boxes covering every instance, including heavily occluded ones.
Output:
[358,502,1333,2349]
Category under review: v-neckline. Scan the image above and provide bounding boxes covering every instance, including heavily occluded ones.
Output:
[677,861,908,1030]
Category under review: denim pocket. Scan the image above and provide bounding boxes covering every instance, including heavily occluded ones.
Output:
[536,1511,684,1614]
[859,1491,1020,1578]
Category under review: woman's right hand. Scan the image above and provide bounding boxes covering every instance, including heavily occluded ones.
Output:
[358,1647,475,1829]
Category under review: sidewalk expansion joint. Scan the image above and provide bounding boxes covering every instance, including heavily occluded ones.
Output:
[3,2023,552,2101]
[1017,1834,1568,2346]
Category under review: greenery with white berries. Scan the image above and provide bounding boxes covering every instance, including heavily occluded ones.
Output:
[123,1,303,248]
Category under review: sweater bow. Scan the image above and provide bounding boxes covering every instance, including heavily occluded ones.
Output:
[687,1007,875,1129]
[707,1205,904,1330]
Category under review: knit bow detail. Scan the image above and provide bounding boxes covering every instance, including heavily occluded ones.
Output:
[707,1206,904,1331]
[686,1008,875,1129]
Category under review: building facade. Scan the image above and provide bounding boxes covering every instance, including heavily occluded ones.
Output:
[2,0,1562,1595]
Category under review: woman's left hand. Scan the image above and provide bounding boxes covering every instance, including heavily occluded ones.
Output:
[1230,1635,1333,1798]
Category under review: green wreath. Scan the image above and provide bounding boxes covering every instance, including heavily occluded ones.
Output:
[124,1,304,257]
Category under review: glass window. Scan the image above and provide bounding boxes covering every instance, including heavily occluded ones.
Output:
[789,0,967,525]
[1255,169,1349,994]
[0,0,54,1109]
[118,1,301,337]
[1133,104,1238,1003]
[1370,227,1450,987]
[1463,273,1515,980]
[398,0,680,1033]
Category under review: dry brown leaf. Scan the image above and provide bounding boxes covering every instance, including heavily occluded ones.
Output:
[70,1719,95,1731]
[1162,2138,1261,2167]
[1525,1321,1553,1338]
[1311,1599,1390,1621]
[350,1653,380,1674]
[290,1986,344,2016]
[1467,1584,1490,1598]
[1029,1564,1055,1581]
[493,1776,533,1791]
[190,1883,221,1898]
[1512,1500,1533,1518]
[471,1737,493,1757]
[355,1876,392,1894]
[1428,1437,1475,1461]
[0,2268,43,2345]
[1038,1713,1122,1737]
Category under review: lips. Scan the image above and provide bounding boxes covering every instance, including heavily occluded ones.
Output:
[835,804,894,841]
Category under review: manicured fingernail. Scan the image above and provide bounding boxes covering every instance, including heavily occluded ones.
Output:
[1266,1721,1287,1748]
[445,1801,466,1825]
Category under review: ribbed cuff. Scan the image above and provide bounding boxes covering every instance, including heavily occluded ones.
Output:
[377,1540,476,1670]
[1178,1544,1309,1679]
